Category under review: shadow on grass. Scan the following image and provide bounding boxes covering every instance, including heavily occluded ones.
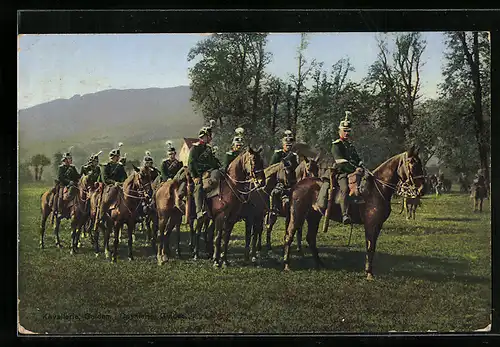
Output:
[426,217,480,222]
[79,228,489,285]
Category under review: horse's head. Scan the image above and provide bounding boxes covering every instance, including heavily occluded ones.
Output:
[131,164,155,195]
[243,146,266,186]
[400,145,426,196]
[303,154,320,178]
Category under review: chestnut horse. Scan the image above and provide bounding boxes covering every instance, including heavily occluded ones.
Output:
[283,145,425,279]
[191,147,266,267]
[39,183,79,249]
[96,165,156,262]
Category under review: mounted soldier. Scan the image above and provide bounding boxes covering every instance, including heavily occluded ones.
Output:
[52,147,81,218]
[160,141,183,182]
[101,143,128,186]
[119,153,127,167]
[80,150,103,185]
[316,111,364,225]
[187,119,221,219]
[224,127,245,170]
[268,130,300,215]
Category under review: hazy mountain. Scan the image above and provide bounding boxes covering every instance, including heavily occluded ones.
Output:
[18,86,205,165]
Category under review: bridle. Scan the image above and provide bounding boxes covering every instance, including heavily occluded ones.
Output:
[365,152,425,201]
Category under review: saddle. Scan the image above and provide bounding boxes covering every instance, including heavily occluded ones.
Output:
[202,170,222,199]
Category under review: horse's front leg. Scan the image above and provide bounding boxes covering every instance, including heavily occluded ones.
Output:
[205,219,215,260]
[156,215,166,265]
[244,217,252,263]
[40,207,50,249]
[265,212,277,252]
[212,216,224,267]
[127,218,135,261]
[70,217,78,255]
[54,216,63,248]
[364,225,381,281]
[103,215,113,259]
[251,215,263,265]
[221,219,236,267]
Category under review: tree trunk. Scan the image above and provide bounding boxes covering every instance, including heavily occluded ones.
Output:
[286,85,293,131]
[34,166,39,181]
[39,167,44,181]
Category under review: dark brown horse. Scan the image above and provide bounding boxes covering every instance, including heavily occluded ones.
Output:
[39,183,79,249]
[261,155,305,252]
[191,147,266,267]
[236,161,289,265]
[283,145,425,279]
[97,165,156,262]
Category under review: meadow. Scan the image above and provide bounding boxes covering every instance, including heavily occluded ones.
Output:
[18,183,491,334]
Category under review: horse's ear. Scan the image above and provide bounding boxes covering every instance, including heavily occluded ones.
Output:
[132,164,140,172]
[257,146,263,154]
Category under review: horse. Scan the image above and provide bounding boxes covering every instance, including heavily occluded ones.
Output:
[261,155,302,252]
[190,147,266,267]
[154,177,184,265]
[471,181,488,212]
[235,160,294,265]
[96,164,156,262]
[399,196,421,220]
[283,145,425,279]
[68,174,97,254]
[39,183,79,249]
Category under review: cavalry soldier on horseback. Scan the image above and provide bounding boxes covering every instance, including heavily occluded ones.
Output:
[317,111,364,225]
[223,127,244,170]
[269,130,300,215]
[101,143,128,186]
[53,147,81,217]
[119,153,127,166]
[161,141,183,182]
[80,150,102,185]
[187,120,221,219]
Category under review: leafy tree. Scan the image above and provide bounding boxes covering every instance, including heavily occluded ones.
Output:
[30,154,51,181]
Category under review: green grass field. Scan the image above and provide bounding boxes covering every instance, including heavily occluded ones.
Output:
[18,183,491,334]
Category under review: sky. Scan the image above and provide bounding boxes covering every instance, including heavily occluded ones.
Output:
[18,32,448,110]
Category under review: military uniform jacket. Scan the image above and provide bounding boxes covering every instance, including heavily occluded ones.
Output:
[58,164,81,186]
[270,149,299,167]
[331,138,362,175]
[187,142,221,179]
[101,161,128,185]
[224,150,241,169]
[160,159,183,182]
[80,163,101,184]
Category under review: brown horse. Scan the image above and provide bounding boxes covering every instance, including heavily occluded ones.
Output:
[191,147,266,267]
[68,174,97,254]
[283,145,425,279]
[96,165,156,262]
[262,155,308,252]
[154,178,184,265]
[39,183,79,249]
[236,161,291,265]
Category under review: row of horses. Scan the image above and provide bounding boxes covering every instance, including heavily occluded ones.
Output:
[40,144,426,280]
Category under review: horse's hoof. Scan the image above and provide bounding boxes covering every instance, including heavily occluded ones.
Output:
[193,254,198,261]
[70,249,74,255]
[251,256,257,264]
[366,273,374,281]
[56,243,63,249]
[284,264,291,272]
[222,261,229,268]
[77,242,82,248]
[213,261,221,268]
[105,251,110,259]
[95,253,99,258]
[39,243,44,250]
[112,258,117,263]
[176,251,182,258]
[128,257,133,261]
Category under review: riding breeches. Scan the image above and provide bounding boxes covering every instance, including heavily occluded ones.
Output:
[337,175,350,216]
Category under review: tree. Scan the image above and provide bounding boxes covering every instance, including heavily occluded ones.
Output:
[30,154,51,181]
[290,33,317,136]
[440,31,490,184]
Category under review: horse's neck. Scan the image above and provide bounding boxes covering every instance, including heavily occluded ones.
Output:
[371,154,402,200]
[264,163,281,178]
[227,156,247,183]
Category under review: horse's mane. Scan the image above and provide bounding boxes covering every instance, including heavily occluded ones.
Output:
[264,162,282,177]
[373,152,404,175]
[122,170,137,191]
